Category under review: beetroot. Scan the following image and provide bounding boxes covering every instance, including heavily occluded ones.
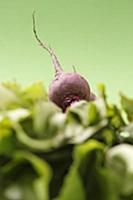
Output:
[32,12,96,111]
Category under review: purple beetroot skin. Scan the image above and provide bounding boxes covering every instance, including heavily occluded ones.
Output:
[49,72,95,111]
[33,12,96,111]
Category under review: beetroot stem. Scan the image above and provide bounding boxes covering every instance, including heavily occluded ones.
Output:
[32,11,63,75]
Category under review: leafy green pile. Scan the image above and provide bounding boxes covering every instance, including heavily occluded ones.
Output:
[0,81,133,200]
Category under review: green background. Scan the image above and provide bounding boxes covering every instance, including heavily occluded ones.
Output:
[0,0,133,102]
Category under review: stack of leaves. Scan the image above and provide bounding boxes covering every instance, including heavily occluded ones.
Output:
[0,81,133,200]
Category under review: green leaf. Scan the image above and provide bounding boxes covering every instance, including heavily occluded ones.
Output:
[33,101,61,138]
[57,140,105,200]
[0,135,16,156]
[67,100,100,126]
[66,119,107,144]
[0,84,19,110]
[118,123,133,144]
[15,151,52,200]
[0,108,30,123]
[106,144,133,197]
[56,164,86,200]
[1,151,52,200]
[3,81,22,95]
[120,93,133,121]
[97,84,106,99]
[0,118,17,156]
[0,81,132,200]
[13,122,67,151]
[22,82,48,103]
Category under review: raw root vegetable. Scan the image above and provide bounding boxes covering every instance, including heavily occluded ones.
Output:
[32,12,96,111]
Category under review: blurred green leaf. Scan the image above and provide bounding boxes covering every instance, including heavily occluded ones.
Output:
[0,84,19,110]
[33,101,61,138]
[120,94,133,121]
[57,164,86,200]
[0,151,52,200]
[3,81,22,95]
[57,140,106,200]
[106,144,133,198]
[22,82,48,103]
[0,81,132,200]
[67,100,100,126]
[118,123,133,144]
